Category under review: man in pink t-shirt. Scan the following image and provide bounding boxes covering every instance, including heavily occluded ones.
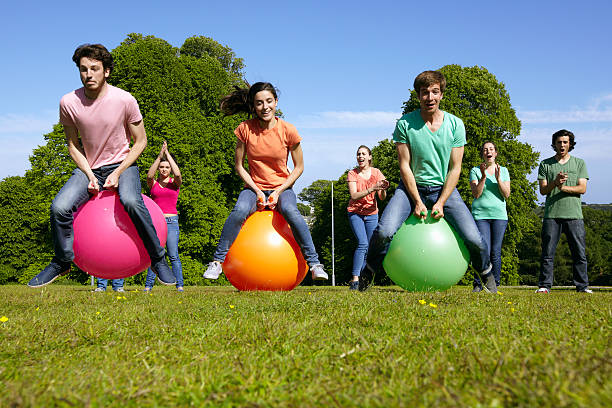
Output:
[28,44,175,288]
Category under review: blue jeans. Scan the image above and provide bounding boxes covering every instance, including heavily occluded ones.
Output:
[97,278,124,291]
[539,218,588,291]
[348,212,378,277]
[50,164,165,265]
[145,216,183,288]
[473,219,508,287]
[367,182,490,274]
[213,188,320,266]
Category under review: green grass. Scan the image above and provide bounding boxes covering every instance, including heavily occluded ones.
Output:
[1,285,610,407]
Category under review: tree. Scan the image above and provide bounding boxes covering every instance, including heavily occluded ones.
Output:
[180,36,245,78]
[305,65,540,286]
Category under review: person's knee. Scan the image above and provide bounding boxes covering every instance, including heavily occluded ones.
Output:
[231,200,253,219]
[376,222,398,241]
[119,193,143,211]
[50,197,73,218]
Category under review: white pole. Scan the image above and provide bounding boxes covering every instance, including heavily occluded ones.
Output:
[331,181,335,286]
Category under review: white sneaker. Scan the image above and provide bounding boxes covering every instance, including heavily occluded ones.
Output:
[579,288,593,293]
[114,288,125,293]
[535,287,550,293]
[203,261,223,279]
[93,287,105,292]
[310,264,328,280]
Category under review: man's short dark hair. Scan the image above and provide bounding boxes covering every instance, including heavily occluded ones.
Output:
[551,129,576,152]
[414,71,446,94]
[72,44,114,74]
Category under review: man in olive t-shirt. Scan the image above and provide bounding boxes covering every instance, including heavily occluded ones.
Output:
[536,129,590,293]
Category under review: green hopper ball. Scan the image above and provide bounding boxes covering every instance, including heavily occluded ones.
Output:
[383,211,470,291]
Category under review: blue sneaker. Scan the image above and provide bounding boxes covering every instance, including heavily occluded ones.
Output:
[151,259,176,286]
[28,261,70,288]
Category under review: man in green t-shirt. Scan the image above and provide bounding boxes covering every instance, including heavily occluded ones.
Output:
[536,129,591,293]
[361,71,494,292]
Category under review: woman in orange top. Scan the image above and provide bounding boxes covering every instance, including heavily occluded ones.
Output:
[347,145,389,290]
[203,82,327,281]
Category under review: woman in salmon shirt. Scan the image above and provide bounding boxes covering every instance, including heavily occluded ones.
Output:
[347,145,389,290]
[144,141,183,292]
[203,82,328,281]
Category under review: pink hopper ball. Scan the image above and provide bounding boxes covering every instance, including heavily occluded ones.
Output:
[73,190,167,279]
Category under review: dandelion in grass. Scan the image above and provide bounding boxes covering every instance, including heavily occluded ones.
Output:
[178,301,182,304]
[507,301,512,305]
[418,299,426,305]
[35,307,40,311]
[511,308,515,313]
[497,291,503,295]
[308,292,312,295]
[96,312,101,315]
[116,296,122,300]
[0,316,8,323]
[230,305,235,309]
[122,296,126,300]
[429,303,437,308]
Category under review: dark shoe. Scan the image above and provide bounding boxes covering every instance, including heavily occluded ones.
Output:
[481,272,497,294]
[27,262,70,288]
[151,259,176,286]
[477,264,497,294]
[349,281,359,291]
[472,286,483,293]
[358,263,376,292]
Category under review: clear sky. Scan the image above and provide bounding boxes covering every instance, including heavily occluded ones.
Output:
[1,0,611,204]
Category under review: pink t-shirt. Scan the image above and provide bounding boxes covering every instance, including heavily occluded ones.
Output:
[346,167,385,215]
[235,118,301,190]
[150,179,180,215]
[59,85,143,169]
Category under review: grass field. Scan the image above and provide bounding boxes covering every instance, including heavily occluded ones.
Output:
[1,284,610,407]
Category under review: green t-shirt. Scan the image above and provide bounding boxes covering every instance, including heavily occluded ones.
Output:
[393,110,466,186]
[469,166,510,220]
[538,155,588,219]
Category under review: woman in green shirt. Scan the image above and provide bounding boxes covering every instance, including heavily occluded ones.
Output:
[470,142,511,291]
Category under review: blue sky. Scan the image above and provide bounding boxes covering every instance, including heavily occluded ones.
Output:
[1,0,611,203]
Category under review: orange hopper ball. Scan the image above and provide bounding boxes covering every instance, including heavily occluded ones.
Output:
[223,210,308,291]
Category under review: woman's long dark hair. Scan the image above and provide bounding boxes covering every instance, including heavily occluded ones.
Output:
[219,82,278,116]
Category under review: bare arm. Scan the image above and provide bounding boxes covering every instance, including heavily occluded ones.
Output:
[348,179,389,201]
[164,143,182,187]
[397,142,427,219]
[539,171,568,196]
[64,125,99,194]
[470,163,487,199]
[234,139,265,204]
[267,143,305,208]
[495,164,510,199]
[431,146,463,219]
[103,120,147,189]
[147,144,163,189]
[561,178,587,194]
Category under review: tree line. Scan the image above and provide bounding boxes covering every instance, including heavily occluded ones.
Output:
[0,36,610,286]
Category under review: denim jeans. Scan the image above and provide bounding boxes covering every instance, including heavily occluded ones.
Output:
[213,188,320,265]
[348,212,378,277]
[367,182,490,274]
[50,164,165,265]
[539,218,588,291]
[473,219,508,287]
[145,215,183,288]
[97,278,124,291]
